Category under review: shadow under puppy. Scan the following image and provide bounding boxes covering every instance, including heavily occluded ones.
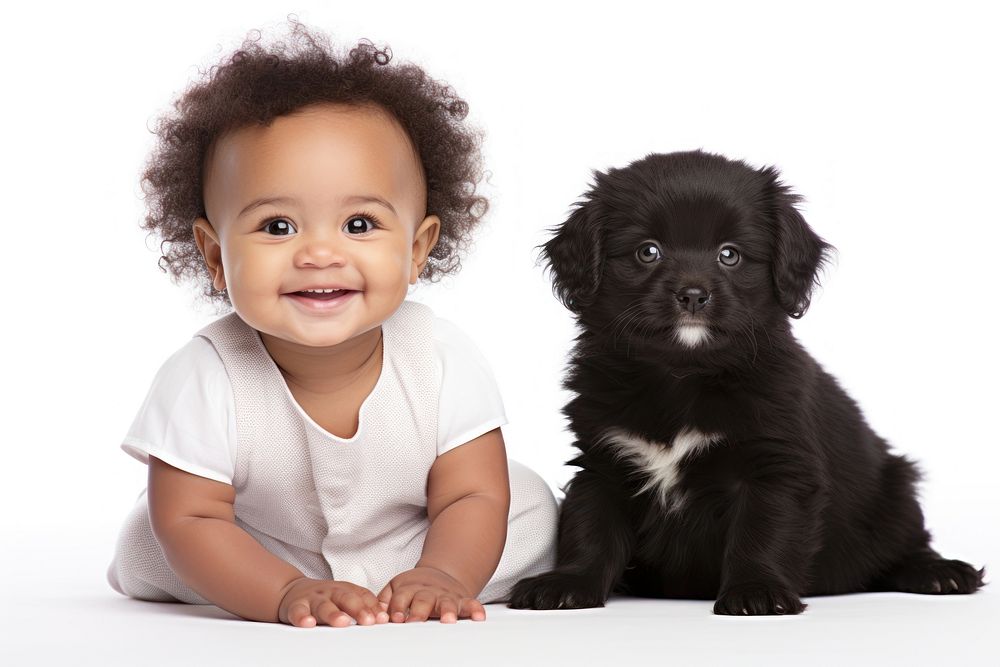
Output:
[509,150,985,615]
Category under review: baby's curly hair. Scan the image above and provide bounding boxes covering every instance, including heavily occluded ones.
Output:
[141,19,488,306]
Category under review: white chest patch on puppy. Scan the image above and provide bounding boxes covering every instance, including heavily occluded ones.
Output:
[674,324,711,348]
[597,427,721,510]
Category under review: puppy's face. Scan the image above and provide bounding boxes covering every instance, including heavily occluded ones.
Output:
[543,151,831,357]
[599,195,775,350]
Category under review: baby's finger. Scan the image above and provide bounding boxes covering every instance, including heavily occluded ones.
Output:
[405,590,437,623]
[376,583,392,607]
[460,597,487,622]
[332,589,376,626]
[286,599,317,628]
[359,589,389,623]
[388,588,416,623]
[315,600,352,628]
[438,596,460,624]
[360,588,389,622]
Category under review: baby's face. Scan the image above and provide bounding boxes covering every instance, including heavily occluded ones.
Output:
[194,103,439,348]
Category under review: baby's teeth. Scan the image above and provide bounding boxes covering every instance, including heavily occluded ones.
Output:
[305,288,341,293]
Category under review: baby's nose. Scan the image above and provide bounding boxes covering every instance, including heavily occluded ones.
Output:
[294,233,348,268]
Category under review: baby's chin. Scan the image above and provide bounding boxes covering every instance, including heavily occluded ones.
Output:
[234,311,362,351]
[270,322,379,350]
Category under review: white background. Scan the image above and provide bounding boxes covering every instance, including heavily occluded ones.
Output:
[1,1,997,663]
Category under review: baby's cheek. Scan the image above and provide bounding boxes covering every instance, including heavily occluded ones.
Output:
[380,277,410,310]
[224,275,278,331]
[383,252,416,291]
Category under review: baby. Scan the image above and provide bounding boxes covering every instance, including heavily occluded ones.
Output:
[107,21,557,627]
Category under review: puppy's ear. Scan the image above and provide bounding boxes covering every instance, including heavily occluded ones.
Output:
[539,201,604,314]
[769,175,833,319]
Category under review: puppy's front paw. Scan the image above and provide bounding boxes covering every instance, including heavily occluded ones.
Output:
[508,571,607,610]
[714,583,806,616]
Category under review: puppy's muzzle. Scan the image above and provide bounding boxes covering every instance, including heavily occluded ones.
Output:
[676,286,711,313]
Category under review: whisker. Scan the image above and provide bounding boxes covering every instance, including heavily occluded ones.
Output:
[603,298,650,353]
[602,296,646,336]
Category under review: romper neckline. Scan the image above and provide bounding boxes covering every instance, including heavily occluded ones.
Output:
[252,314,392,444]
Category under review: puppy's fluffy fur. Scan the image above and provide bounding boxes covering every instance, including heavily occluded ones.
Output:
[509,150,985,615]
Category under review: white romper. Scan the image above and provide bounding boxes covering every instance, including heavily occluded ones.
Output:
[107,301,557,606]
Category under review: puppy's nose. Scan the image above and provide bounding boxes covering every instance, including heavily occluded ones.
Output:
[676,287,711,313]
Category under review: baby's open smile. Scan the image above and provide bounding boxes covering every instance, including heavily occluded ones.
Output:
[283,287,360,313]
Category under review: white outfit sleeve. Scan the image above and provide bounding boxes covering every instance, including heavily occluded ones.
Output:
[433,317,508,457]
[120,336,237,485]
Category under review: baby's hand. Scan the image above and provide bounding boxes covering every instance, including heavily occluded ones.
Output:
[278,577,390,628]
[377,566,486,623]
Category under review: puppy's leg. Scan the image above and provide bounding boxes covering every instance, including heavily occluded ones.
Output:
[714,450,820,616]
[863,454,986,595]
[508,469,634,609]
[869,547,986,595]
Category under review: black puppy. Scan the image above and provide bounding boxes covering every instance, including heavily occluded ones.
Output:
[509,150,985,615]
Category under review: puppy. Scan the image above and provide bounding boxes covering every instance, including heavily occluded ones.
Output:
[509,150,985,615]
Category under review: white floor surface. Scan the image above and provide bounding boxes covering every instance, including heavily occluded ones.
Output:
[3,527,997,666]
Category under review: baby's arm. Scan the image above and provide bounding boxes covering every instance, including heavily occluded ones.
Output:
[378,427,511,621]
[147,457,386,626]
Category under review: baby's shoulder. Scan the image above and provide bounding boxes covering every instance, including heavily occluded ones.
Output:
[428,313,485,360]
[425,314,498,385]
[431,314,474,346]
[392,300,482,359]
[149,335,229,393]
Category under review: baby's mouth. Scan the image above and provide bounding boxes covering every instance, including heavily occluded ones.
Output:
[289,288,356,301]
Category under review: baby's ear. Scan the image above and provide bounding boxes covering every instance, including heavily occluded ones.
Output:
[539,200,605,314]
[192,217,227,291]
[766,172,833,319]
[410,214,441,283]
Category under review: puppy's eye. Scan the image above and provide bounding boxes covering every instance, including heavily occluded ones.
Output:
[719,246,740,267]
[636,242,662,264]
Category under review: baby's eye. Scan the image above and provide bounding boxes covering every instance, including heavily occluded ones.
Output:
[344,216,377,235]
[263,219,296,236]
